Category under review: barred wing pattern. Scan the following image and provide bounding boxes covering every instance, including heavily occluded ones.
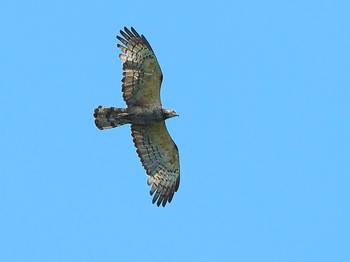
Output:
[117,27,163,108]
[94,27,180,207]
[131,122,180,207]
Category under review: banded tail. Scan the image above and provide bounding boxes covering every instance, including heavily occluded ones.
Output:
[93,106,130,130]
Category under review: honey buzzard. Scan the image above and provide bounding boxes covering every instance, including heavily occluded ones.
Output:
[93,27,180,207]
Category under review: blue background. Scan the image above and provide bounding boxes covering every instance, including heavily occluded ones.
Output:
[1,1,349,261]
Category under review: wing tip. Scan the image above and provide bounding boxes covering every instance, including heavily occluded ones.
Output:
[148,179,179,207]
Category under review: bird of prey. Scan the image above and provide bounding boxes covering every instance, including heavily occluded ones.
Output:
[93,27,180,207]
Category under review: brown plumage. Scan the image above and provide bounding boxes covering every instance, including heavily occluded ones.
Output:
[93,27,180,207]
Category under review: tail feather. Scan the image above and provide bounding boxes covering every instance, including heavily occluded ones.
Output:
[94,106,130,130]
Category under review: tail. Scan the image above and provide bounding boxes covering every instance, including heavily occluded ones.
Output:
[93,106,130,130]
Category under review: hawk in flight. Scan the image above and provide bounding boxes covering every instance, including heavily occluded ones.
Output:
[94,27,180,207]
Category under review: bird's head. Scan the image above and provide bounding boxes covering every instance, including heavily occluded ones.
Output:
[162,109,179,120]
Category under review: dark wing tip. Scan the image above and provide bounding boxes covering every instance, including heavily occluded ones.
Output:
[162,197,168,207]
[149,180,179,207]
[124,27,135,39]
[131,27,141,37]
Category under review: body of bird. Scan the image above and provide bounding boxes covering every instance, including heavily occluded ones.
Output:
[93,27,180,207]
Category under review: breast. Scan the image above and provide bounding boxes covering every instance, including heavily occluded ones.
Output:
[128,106,164,125]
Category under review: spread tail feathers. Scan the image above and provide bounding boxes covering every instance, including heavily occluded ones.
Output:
[93,106,130,130]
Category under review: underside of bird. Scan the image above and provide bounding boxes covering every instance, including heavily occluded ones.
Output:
[93,27,180,207]
[94,105,177,130]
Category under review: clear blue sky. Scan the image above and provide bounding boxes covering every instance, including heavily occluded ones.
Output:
[1,1,349,261]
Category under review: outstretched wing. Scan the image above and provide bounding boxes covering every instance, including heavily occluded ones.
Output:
[117,27,163,108]
[131,122,180,207]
